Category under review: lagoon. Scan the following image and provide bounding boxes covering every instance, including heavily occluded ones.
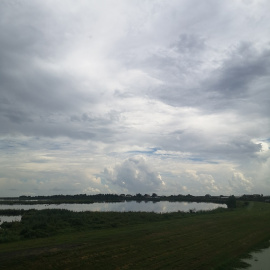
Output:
[0,200,225,213]
[0,201,226,225]
[0,215,21,225]
[0,201,225,225]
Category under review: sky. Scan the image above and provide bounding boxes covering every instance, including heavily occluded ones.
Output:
[0,0,270,197]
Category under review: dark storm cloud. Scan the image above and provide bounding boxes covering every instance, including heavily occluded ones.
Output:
[137,42,270,117]
[1,0,268,141]
[0,12,123,142]
[0,0,107,139]
[204,43,270,110]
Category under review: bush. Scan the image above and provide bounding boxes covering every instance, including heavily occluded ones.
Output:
[227,196,236,208]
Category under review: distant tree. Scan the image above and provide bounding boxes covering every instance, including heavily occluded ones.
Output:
[152,193,157,197]
[227,195,236,208]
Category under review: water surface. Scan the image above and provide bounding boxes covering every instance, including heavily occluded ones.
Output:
[0,201,226,213]
[239,242,270,270]
[0,216,21,225]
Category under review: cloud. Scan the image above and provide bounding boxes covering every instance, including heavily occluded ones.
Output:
[202,43,270,115]
[104,157,164,194]
[228,170,253,194]
[0,0,270,196]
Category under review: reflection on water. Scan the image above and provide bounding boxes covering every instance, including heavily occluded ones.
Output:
[0,201,226,213]
[0,216,21,225]
[239,242,270,270]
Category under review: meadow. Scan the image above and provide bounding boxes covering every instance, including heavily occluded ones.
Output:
[0,201,270,269]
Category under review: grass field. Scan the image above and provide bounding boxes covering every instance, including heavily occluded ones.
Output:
[0,201,270,269]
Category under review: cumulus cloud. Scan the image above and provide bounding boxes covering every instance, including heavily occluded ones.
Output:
[103,157,164,194]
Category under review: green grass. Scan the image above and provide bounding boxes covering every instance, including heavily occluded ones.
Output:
[0,201,270,269]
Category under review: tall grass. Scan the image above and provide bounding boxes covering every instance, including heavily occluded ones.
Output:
[0,207,227,243]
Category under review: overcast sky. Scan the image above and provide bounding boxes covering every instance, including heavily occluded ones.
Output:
[0,0,269,197]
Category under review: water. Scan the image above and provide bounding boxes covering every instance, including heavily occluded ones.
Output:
[0,201,226,213]
[239,242,270,270]
[0,201,226,227]
[0,215,21,225]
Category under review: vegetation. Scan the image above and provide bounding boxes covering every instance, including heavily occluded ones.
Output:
[0,201,270,269]
[0,208,227,243]
[1,193,269,206]
[226,195,237,208]
[0,209,25,215]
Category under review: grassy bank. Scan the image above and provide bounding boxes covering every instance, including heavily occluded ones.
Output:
[0,201,270,269]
